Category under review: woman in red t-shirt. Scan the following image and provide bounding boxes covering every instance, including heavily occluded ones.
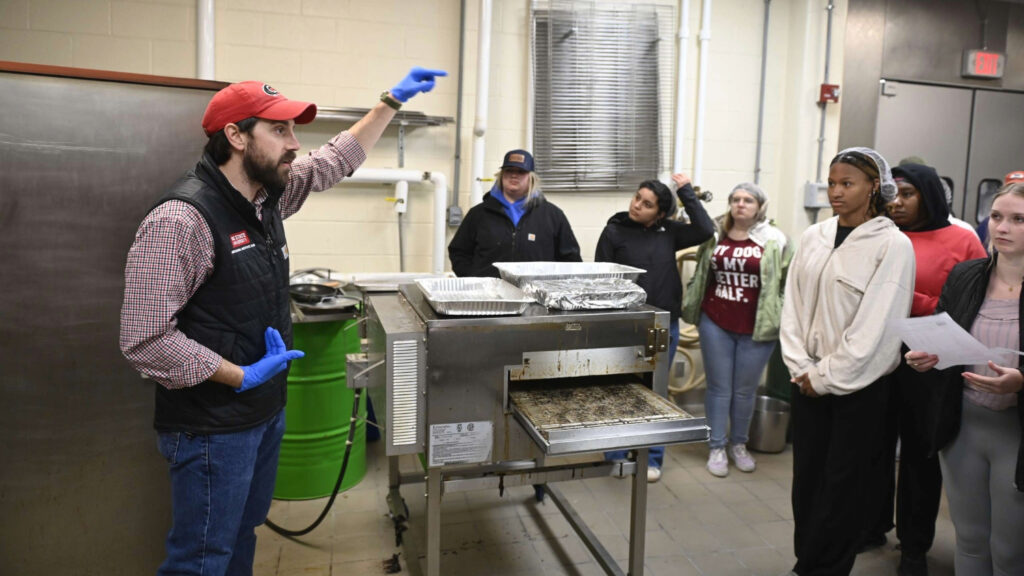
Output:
[866,162,986,574]
[681,183,791,478]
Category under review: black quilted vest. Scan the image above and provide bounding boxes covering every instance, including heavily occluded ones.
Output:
[151,154,292,433]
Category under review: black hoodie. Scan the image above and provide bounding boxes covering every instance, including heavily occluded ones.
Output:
[891,163,950,232]
[594,184,714,321]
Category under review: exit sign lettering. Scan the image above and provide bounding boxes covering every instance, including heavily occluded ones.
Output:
[962,49,1006,79]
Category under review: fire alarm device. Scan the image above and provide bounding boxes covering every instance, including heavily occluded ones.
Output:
[819,84,840,103]
[962,49,1005,79]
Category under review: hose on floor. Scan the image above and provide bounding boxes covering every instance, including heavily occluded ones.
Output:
[264,387,362,538]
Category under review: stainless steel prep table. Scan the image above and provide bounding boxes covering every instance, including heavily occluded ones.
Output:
[352,284,708,576]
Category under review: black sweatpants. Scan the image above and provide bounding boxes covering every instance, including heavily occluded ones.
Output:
[791,378,890,576]
[873,361,943,556]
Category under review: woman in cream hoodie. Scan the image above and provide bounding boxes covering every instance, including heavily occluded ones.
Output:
[780,147,915,576]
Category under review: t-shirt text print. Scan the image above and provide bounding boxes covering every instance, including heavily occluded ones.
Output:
[701,237,763,334]
[710,242,762,303]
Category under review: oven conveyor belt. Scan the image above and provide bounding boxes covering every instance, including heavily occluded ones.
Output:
[509,381,707,455]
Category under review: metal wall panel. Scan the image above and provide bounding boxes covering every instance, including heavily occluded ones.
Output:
[881,1,1011,89]
[965,89,1024,222]
[841,0,1024,150]
[0,71,217,574]
[838,0,887,151]
[873,80,973,211]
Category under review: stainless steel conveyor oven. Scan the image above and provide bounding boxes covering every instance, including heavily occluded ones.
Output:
[349,283,708,575]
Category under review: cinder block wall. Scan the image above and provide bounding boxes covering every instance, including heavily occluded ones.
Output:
[0,0,844,273]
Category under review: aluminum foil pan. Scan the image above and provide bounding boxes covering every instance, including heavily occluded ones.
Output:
[344,272,451,292]
[523,277,647,310]
[494,261,645,287]
[415,277,534,316]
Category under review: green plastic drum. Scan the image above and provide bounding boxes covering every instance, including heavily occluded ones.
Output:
[274,317,366,500]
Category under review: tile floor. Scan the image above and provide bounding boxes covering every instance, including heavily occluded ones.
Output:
[253,429,957,576]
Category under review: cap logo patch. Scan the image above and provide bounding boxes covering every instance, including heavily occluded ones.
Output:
[262,84,279,96]
[509,153,525,163]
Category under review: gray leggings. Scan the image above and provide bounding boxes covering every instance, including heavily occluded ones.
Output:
[939,398,1024,576]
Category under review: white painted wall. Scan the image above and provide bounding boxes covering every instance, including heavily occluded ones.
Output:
[1,0,849,272]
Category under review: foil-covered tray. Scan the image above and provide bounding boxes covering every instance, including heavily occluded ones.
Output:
[494,261,645,286]
[525,277,647,310]
[414,277,534,316]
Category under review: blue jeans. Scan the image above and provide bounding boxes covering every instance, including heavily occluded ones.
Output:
[156,409,286,576]
[606,320,679,468]
[698,314,776,450]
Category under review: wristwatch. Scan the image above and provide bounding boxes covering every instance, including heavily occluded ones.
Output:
[380,91,402,111]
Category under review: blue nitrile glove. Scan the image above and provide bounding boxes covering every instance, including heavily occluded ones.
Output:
[389,67,448,102]
[237,327,305,393]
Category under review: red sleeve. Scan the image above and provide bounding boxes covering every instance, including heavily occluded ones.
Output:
[907,226,988,317]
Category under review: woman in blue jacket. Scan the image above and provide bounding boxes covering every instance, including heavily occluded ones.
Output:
[596,173,714,482]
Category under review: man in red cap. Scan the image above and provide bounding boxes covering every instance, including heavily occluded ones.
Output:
[119,67,445,576]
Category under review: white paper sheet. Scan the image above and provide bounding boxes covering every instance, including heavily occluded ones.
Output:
[888,312,1023,370]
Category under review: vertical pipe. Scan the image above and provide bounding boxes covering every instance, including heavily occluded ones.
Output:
[815,0,834,183]
[526,3,536,153]
[196,0,215,80]
[429,172,448,274]
[692,0,713,186]
[753,0,771,184]
[672,0,691,173]
[394,180,408,272]
[470,0,493,207]
[341,169,447,275]
[452,0,466,207]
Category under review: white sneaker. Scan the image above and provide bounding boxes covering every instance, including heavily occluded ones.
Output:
[647,467,662,483]
[728,444,756,473]
[707,448,729,477]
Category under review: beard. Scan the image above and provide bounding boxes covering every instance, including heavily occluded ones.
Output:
[242,144,296,192]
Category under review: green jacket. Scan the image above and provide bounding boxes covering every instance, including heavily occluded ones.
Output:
[680,219,792,342]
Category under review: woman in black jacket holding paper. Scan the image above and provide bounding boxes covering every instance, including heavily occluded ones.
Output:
[905,182,1024,576]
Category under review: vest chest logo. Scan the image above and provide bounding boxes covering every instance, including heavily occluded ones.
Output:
[230,231,254,254]
[527,233,536,242]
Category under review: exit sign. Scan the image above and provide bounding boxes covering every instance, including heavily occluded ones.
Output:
[962,49,1006,79]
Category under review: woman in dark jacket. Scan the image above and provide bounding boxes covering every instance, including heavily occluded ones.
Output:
[448,149,581,277]
[596,173,714,482]
[906,181,1024,576]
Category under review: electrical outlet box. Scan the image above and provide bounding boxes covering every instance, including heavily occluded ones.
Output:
[446,205,463,227]
[804,181,830,209]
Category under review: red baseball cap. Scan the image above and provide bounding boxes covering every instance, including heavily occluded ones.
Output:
[1004,170,1024,184]
[201,81,317,136]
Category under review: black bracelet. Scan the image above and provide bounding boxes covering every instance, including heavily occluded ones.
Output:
[380,91,402,110]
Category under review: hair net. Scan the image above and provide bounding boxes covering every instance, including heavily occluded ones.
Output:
[835,146,897,202]
[730,182,767,206]
[729,182,769,224]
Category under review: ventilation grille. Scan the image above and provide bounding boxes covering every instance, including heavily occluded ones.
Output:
[391,340,420,446]
[532,0,674,191]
